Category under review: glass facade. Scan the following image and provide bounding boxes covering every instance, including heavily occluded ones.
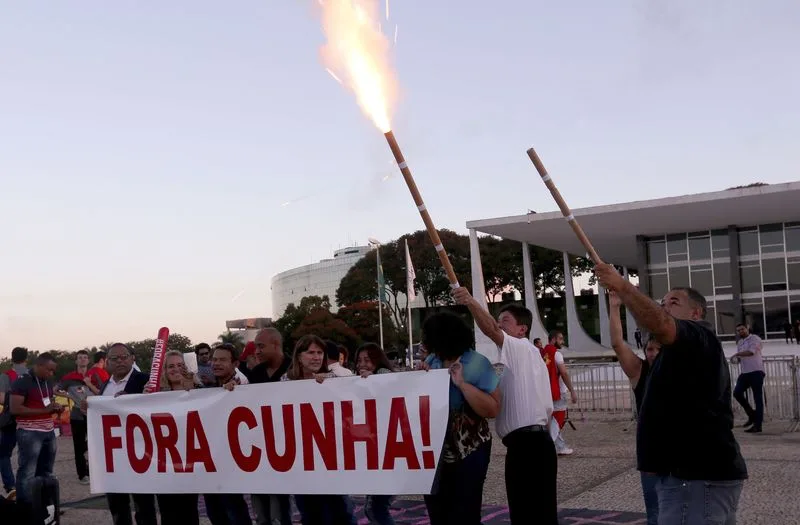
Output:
[645,223,800,341]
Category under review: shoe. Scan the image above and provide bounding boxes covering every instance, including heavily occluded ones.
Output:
[557,447,574,456]
[5,488,15,501]
[78,476,90,485]
[742,420,754,428]
[744,427,762,433]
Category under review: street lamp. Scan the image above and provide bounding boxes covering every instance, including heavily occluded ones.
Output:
[367,238,385,350]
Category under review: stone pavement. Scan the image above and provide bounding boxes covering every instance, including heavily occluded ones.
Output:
[11,416,799,524]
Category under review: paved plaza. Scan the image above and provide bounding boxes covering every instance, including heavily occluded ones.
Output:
[18,416,800,524]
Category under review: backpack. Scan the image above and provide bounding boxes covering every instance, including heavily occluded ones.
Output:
[1,368,27,429]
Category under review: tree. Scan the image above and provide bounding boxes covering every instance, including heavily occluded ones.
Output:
[273,295,333,353]
[292,309,360,350]
[336,301,398,349]
[217,331,244,349]
[336,230,473,331]
[480,237,523,301]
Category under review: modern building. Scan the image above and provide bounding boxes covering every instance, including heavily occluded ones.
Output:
[466,182,800,358]
[271,246,372,317]
[223,317,273,344]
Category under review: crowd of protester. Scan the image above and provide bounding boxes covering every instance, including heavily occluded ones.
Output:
[0,266,753,525]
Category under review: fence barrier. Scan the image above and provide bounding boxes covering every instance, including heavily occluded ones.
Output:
[568,356,800,429]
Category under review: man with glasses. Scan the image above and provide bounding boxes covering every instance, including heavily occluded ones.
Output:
[194,343,215,387]
[99,343,157,525]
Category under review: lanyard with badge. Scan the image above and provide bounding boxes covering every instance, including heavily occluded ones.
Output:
[36,377,52,408]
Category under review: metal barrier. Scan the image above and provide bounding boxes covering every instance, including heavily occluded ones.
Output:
[568,356,800,426]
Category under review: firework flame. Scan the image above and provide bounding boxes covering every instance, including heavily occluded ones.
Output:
[320,0,398,133]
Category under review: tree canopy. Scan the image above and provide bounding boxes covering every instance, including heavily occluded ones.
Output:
[0,332,196,378]
[336,230,595,315]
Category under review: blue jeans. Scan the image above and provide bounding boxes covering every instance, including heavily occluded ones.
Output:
[365,495,395,525]
[640,473,659,525]
[733,371,765,428]
[656,476,743,525]
[0,426,17,491]
[15,429,57,504]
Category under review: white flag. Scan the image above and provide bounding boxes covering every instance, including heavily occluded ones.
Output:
[405,240,416,302]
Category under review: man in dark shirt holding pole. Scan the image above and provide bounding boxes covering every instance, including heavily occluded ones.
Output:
[596,264,747,524]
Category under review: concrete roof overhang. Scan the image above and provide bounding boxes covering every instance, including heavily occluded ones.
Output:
[466,182,800,269]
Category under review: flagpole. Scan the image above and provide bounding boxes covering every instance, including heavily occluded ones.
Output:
[376,245,385,350]
[406,239,414,369]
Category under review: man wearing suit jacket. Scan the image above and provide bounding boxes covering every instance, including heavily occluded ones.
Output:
[101,343,157,525]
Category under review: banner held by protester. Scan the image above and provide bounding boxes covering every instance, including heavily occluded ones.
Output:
[87,370,449,495]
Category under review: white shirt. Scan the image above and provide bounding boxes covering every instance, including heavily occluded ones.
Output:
[234,369,250,385]
[103,368,134,398]
[328,362,354,377]
[554,351,569,398]
[495,333,553,438]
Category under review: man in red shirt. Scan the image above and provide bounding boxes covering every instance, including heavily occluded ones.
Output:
[540,331,578,455]
[9,353,64,510]
[83,351,109,395]
[56,350,92,484]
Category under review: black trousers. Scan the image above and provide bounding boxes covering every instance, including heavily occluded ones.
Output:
[251,494,292,525]
[70,419,89,479]
[157,493,199,525]
[106,493,158,525]
[204,493,252,525]
[502,427,558,525]
[733,371,765,428]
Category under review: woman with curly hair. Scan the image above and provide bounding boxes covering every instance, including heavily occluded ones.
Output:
[420,311,501,525]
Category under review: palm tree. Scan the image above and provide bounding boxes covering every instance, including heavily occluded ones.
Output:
[218,331,244,349]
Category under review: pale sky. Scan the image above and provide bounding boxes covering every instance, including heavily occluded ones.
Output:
[2,1,799,355]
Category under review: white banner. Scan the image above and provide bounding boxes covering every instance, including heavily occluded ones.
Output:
[87,370,450,495]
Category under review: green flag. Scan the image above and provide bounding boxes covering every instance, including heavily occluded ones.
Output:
[378,262,387,304]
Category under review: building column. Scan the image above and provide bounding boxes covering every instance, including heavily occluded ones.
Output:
[636,235,650,298]
[728,225,743,325]
[522,242,548,342]
[598,285,611,346]
[469,229,498,362]
[563,253,610,354]
[623,267,638,343]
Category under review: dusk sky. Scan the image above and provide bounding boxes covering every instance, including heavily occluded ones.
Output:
[2,1,798,355]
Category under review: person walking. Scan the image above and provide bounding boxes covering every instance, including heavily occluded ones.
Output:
[731,324,765,433]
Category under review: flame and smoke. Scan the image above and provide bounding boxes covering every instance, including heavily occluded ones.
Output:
[319,0,398,133]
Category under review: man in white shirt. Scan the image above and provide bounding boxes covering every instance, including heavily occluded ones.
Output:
[453,287,557,525]
[325,341,354,377]
[731,323,765,433]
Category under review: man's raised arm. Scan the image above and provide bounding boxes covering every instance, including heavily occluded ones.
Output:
[452,287,505,347]
[596,264,677,346]
[608,290,643,386]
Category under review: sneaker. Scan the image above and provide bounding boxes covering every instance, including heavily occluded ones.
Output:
[78,476,90,485]
[557,447,574,456]
[744,426,762,434]
[5,488,15,501]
